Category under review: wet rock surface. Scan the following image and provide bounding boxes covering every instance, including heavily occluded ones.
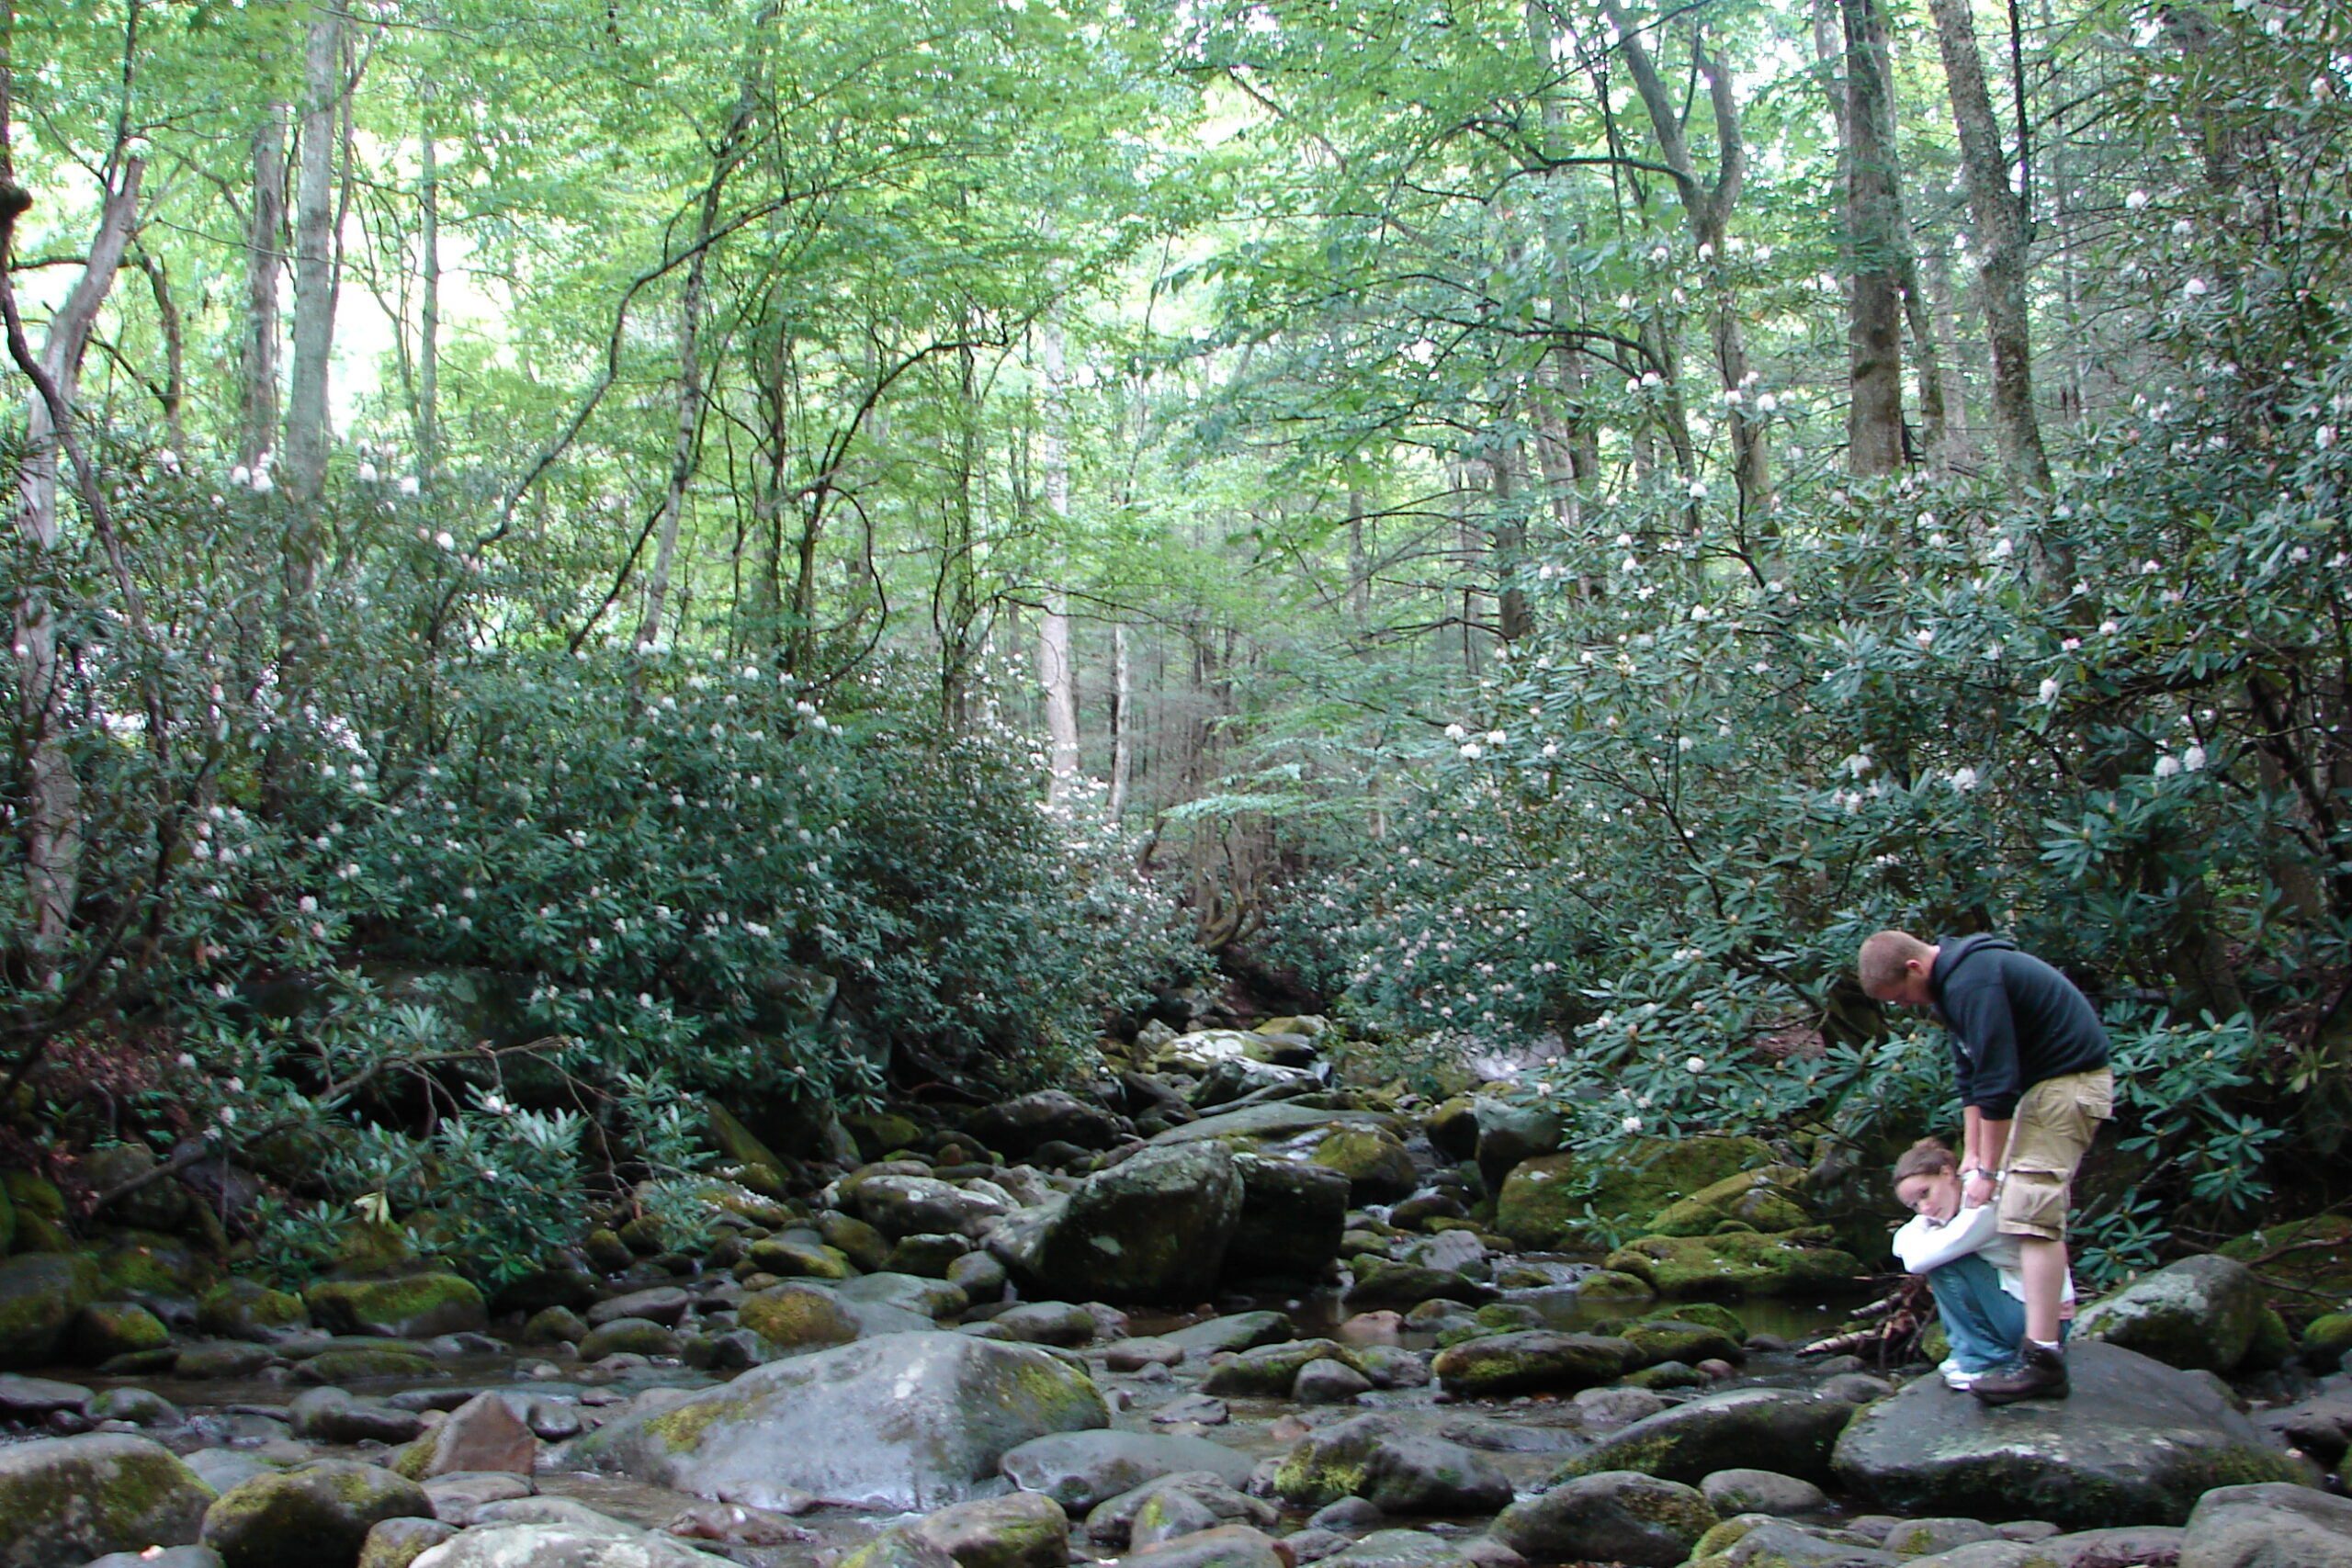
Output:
[1,1020,2344,1568]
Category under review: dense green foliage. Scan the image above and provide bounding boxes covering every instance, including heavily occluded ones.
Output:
[4,0,2348,1282]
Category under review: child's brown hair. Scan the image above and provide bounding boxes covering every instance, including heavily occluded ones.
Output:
[1892,1135,1959,1191]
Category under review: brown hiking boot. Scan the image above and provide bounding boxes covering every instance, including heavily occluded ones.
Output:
[1971,1340,2069,1404]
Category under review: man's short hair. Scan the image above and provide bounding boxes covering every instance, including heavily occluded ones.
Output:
[1859,930,1936,993]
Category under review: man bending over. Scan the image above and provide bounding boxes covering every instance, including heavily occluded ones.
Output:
[1858,930,2113,1403]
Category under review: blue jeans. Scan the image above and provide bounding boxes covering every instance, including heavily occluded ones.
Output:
[1928,1253,2029,1373]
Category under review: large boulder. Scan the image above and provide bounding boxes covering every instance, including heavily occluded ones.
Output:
[200,1461,433,1568]
[1496,1135,1773,1251]
[1308,1127,1419,1205]
[406,1518,716,1568]
[1012,1145,1243,1302]
[854,1177,1012,1241]
[2178,1482,2352,1567]
[197,1280,311,1342]
[1830,1342,2306,1528]
[1553,1387,1861,1487]
[1224,1155,1349,1281]
[1430,1332,1636,1399]
[965,1092,1128,1157]
[1602,1231,1862,1299]
[1646,1169,1813,1237]
[903,1491,1072,1568]
[1270,1415,1512,1514]
[0,1433,214,1568]
[0,1252,103,1368]
[304,1274,487,1339]
[1472,1100,1563,1197]
[1491,1470,1718,1567]
[570,1331,1108,1511]
[1000,1431,1252,1511]
[2073,1255,2269,1373]
[1148,1104,1408,1149]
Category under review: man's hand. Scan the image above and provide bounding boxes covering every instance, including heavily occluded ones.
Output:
[1963,1169,1996,1209]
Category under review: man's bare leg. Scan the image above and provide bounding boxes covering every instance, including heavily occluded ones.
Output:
[2018,1236,2065,1344]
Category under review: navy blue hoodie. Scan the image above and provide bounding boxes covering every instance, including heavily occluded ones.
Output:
[1929,934,2110,1121]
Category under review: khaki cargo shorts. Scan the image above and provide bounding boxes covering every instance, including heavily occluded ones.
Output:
[1996,1067,2114,1242]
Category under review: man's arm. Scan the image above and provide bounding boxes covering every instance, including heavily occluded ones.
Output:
[1948,967,2024,1120]
[1963,1106,2011,1207]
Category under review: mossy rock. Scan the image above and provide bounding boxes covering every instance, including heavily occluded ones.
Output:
[94,1231,216,1300]
[842,1111,926,1161]
[1310,1126,1419,1204]
[2301,1311,2352,1366]
[1640,1301,1745,1337]
[524,1305,589,1345]
[579,1317,683,1359]
[199,1460,433,1568]
[740,1281,863,1350]
[707,1100,793,1197]
[73,1300,173,1361]
[1602,1231,1862,1300]
[1496,1136,1775,1252]
[1199,1338,1370,1396]
[305,1272,486,1339]
[2243,1305,2294,1373]
[1646,1168,1813,1238]
[748,1236,854,1280]
[1576,1269,1657,1301]
[0,1431,215,1565]
[2220,1214,2352,1300]
[297,1348,435,1383]
[0,1177,15,1254]
[1429,1331,1637,1398]
[1622,1318,1743,1368]
[1425,1097,1482,1161]
[818,1212,894,1272]
[0,1251,103,1367]
[198,1279,311,1341]
[328,1223,421,1280]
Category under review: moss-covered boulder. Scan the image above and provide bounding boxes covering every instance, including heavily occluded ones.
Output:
[1601,1231,1862,1299]
[1554,1387,1860,1487]
[1620,1317,1743,1368]
[200,1461,432,1568]
[1645,1168,1813,1238]
[1491,1471,1718,1567]
[571,1331,1109,1511]
[901,1491,1071,1568]
[576,1317,681,1359]
[1226,1155,1351,1282]
[746,1236,854,1280]
[73,1300,173,1361]
[0,1251,102,1367]
[1199,1338,1370,1397]
[1000,1430,1255,1511]
[1341,1259,1497,1313]
[2303,1312,2352,1368]
[1271,1413,1511,1514]
[1830,1342,2304,1528]
[740,1281,864,1350]
[1310,1127,1419,1205]
[297,1347,435,1383]
[2074,1254,2268,1373]
[1496,1136,1774,1252]
[305,1273,486,1339]
[2220,1213,2352,1301]
[1429,1331,1637,1399]
[1,1174,67,1256]
[0,1432,213,1566]
[708,1100,793,1195]
[1013,1144,1244,1303]
[198,1279,311,1342]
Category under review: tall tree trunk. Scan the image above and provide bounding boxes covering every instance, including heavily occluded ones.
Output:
[284,6,344,507]
[1842,0,1906,475]
[1037,321,1080,803]
[5,162,143,964]
[1597,1,1770,525]
[1492,439,1534,643]
[1108,623,1133,821]
[133,248,184,452]
[241,105,286,468]
[416,85,440,487]
[1927,0,2057,525]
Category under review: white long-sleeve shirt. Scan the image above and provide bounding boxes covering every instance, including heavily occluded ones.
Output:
[1892,1201,2075,1304]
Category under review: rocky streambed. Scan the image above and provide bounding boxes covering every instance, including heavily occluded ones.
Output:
[3,1021,2352,1567]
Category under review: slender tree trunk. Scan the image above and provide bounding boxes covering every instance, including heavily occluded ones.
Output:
[1597,1,1770,524]
[6,164,142,964]
[1923,240,1976,457]
[417,86,440,486]
[1842,0,1906,475]
[1492,439,1534,643]
[241,105,286,468]
[1108,623,1133,821]
[1346,488,1371,627]
[1927,0,2056,518]
[1037,321,1080,803]
[284,5,344,506]
[133,249,184,452]
[636,228,710,650]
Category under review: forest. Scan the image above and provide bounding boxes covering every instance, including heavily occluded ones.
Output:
[3,0,2348,1289]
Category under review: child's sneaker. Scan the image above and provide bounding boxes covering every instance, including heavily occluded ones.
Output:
[1939,1358,1979,1391]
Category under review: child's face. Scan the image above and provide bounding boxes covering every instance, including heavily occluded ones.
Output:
[1896,1170,1961,1223]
